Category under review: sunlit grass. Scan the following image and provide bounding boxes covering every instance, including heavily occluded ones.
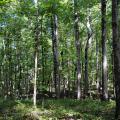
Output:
[0,98,115,120]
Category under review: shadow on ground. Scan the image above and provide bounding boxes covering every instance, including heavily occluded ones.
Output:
[0,98,115,120]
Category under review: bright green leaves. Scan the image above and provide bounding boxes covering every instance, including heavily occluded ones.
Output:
[0,0,16,6]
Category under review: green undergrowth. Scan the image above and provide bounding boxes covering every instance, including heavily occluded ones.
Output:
[0,98,115,120]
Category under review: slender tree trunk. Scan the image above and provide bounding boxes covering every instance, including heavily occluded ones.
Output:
[84,9,92,97]
[41,46,45,85]
[96,35,101,96]
[51,14,60,98]
[4,32,10,99]
[101,0,108,100]
[9,37,13,99]
[40,17,45,86]
[16,39,22,99]
[111,50,115,98]
[33,2,39,107]
[74,0,81,99]
[60,51,66,98]
[67,60,71,98]
[34,45,38,107]
[26,54,29,99]
[112,0,120,118]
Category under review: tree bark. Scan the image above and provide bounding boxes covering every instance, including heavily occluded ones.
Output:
[112,0,120,118]
[96,35,101,95]
[33,2,39,107]
[51,14,60,98]
[84,8,92,97]
[74,0,81,99]
[101,0,108,100]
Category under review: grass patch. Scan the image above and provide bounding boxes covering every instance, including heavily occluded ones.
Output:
[0,98,115,120]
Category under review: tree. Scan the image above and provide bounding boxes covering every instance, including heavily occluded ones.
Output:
[51,7,60,98]
[112,0,120,118]
[84,7,92,97]
[101,0,108,100]
[33,0,39,107]
[0,0,115,106]
[74,0,81,99]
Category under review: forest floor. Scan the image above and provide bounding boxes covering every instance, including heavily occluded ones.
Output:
[0,98,115,120]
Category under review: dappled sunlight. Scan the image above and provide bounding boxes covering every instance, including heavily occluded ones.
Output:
[0,0,119,119]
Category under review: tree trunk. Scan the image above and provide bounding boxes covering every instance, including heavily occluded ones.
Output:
[40,17,45,86]
[101,0,108,100]
[84,8,92,98]
[51,14,60,98]
[74,0,81,99]
[33,2,39,107]
[112,0,120,118]
[96,35,101,96]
